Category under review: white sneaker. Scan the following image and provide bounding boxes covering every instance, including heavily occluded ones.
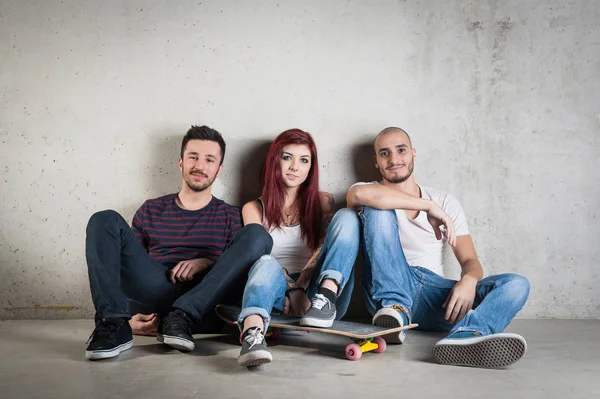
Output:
[433,332,527,368]
[372,306,409,344]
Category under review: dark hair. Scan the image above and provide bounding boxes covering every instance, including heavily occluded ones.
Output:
[181,125,226,165]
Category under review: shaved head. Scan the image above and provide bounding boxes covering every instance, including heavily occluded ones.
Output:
[373,126,416,184]
[375,127,412,150]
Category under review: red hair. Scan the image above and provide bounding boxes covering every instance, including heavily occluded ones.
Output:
[261,129,322,251]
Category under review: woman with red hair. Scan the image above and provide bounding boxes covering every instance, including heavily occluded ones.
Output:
[236,129,360,367]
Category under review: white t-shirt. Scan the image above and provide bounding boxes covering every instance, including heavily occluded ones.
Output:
[351,182,469,277]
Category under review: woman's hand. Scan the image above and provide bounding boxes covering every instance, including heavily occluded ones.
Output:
[286,290,311,317]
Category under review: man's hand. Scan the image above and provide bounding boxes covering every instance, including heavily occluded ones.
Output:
[426,202,457,247]
[169,258,214,283]
[286,290,311,317]
[129,313,158,336]
[443,275,477,323]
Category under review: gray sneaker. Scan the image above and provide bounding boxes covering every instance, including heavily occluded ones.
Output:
[372,306,409,344]
[300,293,336,327]
[238,327,272,367]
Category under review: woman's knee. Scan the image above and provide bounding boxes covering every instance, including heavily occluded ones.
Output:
[248,255,283,283]
[328,208,360,241]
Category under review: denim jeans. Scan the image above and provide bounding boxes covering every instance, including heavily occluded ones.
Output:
[359,206,530,337]
[86,209,273,330]
[237,208,361,329]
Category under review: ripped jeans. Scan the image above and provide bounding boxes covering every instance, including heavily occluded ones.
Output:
[360,206,530,337]
[237,209,361,329]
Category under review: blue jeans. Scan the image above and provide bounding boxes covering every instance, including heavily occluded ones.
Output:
[86,210,273,330]
[360,206,530,337]
[238,209,361,329]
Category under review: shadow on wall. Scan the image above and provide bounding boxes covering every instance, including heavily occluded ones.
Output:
[345,139,380,320]
[233,139,272,207]
[148,132,182,202]
[351,139,379,184]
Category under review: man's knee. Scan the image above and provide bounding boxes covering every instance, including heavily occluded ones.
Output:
[87,209,121,231]
[236,224,274,253]
[499,273,530,305]
[361,206,397,235]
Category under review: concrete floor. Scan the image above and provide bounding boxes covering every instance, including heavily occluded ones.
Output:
[0,319,598,399]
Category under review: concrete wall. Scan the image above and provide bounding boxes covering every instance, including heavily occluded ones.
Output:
[1,0,598,320]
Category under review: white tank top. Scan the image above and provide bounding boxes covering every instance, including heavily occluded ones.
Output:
[258,198,313,274]
[269,225,313,274]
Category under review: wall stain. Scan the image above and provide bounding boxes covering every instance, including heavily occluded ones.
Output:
[493,17,513,51]
[466,20,482,32]
[5,305,77,312]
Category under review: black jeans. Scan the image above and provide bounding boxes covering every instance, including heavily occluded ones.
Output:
[86,210,273,330]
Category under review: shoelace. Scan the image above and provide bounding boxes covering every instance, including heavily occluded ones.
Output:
[86,321,119,344]
[390,305,410,324]
[244,328,265,349]
[311,294,330,311]
[167,312,191,333]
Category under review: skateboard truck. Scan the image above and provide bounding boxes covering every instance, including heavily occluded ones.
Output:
[345,337,386,361]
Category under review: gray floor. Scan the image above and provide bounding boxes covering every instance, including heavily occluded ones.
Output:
[0,319,598,399]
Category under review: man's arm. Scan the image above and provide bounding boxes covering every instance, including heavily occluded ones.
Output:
[131,205,149,251]
[454,235,484,281]
[347,184,457,247]
[347,184,432,211]
[443,235,484,323]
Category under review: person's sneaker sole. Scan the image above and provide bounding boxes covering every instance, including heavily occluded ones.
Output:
[157,334,195,352]
[85,340,133,360]
[300,312,336,328]
[433,333,527,369]
[372,308,405,344]
[238,350,273,367]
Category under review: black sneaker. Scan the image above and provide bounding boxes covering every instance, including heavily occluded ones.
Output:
[300,293,336,327]
[238,327,272,367]
[157,309,195,351]
[85,318,133,360]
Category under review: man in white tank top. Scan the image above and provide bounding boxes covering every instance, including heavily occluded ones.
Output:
[346,127,530,369]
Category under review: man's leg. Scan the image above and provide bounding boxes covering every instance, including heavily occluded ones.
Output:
[158,224,273,351]
[236,255,287,367]
[85,209,181,360]
[360,206,419,343]
[432,273,530,368]
[301,208,360,327]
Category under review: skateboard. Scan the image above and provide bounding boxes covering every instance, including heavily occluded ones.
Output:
[215,304,417,361]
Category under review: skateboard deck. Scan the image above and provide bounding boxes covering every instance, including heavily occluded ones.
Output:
[215,304,417,360]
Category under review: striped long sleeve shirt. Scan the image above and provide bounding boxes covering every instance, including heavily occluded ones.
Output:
[131,194,242,268]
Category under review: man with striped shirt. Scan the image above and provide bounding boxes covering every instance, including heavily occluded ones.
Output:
[84,125,273,360]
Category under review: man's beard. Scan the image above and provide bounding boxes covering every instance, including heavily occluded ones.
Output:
[382,161,414,184]
[183,170,216,192]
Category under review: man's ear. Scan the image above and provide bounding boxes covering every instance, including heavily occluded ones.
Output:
[178,158,183,172]
[215,164,224,178]
[373,154,379,169]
